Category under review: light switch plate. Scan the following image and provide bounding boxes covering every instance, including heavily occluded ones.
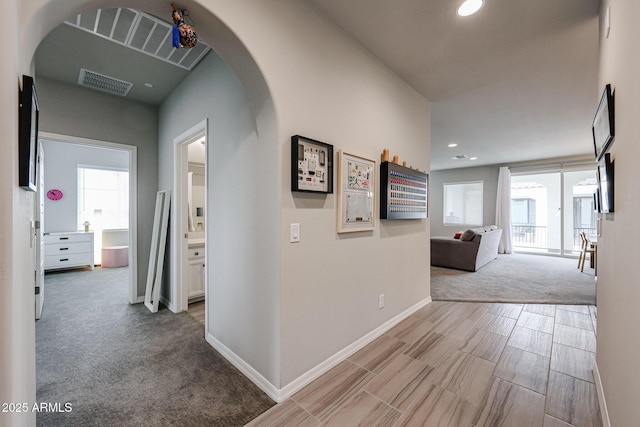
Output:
[290,223,300,243]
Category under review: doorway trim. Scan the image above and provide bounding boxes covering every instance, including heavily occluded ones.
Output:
[172,119,208,314]
[39,132,138,304]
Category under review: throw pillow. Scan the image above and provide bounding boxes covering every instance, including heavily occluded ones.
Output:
[460,229,475,241]
[454,231,463,239]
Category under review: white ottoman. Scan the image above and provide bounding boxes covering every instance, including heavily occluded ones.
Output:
[101,246,129,268]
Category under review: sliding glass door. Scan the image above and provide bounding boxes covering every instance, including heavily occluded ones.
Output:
[511,167,596,256]
[563,170,598,256]
[511,172,561,253]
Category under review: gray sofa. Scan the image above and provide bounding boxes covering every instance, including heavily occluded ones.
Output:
[431,226,503,272]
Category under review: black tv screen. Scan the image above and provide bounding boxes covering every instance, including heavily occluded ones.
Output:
[18,75,39,191]
[597,153,614,213]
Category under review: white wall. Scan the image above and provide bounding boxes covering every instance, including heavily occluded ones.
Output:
[159,0,431,390]
[430,166,500,237]
[595,0,640,425]
[158,50,281,386]
[0,0,37,425]
[41,140,129,233]
[36,77,158,297]
[242,2,431,386]
[17,0,431,402]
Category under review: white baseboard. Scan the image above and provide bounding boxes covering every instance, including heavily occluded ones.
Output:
[206,333,281,401]
[279,296,432,400]
[160,295,177,313]
[135,295,145,304]
[205,296,432,402]
[593,363,611,427]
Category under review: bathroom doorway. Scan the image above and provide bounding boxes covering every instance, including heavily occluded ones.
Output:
[173,120,208,320]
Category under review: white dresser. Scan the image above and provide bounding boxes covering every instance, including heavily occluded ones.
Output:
[44,232,95,271]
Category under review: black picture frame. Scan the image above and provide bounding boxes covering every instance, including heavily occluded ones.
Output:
[597,153,614,213]
[19,75,39,191]
[291,135,333,194]
[592,84,614,162]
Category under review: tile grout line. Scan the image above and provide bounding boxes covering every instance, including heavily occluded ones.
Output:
[287,396,323,426]
[542,308,557,422]
[493,306,550,398]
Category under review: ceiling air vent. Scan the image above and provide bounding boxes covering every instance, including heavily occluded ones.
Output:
[451,155,469,160]
[78,68,133,96]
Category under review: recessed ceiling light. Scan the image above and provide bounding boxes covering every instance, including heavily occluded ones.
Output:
[469,157,478,160]
[448,143,458,148]
[144,82,154,88]
[457,0,484,17]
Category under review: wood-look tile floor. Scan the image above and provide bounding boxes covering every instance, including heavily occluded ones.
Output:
[188,300,205,324]
[246,302,601,427]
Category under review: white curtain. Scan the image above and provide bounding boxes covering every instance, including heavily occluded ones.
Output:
[496,166,513,254]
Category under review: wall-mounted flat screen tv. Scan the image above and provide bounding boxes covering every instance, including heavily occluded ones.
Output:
[18,75,39,191]
[597,153,614,213]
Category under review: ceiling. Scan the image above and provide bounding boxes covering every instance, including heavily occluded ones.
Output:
[35,8,210,105]
[35,1,602,170]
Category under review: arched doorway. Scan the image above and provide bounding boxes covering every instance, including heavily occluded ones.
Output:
[20,0,281,408]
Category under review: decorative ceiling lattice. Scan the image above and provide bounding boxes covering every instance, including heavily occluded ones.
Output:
[65,8,210,71]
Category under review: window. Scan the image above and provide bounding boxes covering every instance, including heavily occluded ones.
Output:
[443,181,483,226]
[512,198,536,226]
[77,167,129,230]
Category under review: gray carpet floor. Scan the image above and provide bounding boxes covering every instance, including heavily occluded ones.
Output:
[36,267,274,427]
[431,253,596,305]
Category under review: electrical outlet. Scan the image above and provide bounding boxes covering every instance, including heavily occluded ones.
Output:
[378,294,385,309]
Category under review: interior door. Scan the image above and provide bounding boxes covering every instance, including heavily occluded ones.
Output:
[35,141,45,319]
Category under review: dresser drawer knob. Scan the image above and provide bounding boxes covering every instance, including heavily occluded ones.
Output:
[60,258,69,262]
[60,248,69,251]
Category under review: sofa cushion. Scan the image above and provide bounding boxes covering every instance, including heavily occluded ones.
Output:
[460,229,476,241]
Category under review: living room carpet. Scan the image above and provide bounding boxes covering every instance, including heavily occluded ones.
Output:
[37,267,274,427]
[431,253,596,305]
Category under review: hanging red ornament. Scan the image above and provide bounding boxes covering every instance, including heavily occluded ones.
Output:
[171,3,198,49]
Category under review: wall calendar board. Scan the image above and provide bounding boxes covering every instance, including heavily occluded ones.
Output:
[291,135,333,193]
[380,161,428,220]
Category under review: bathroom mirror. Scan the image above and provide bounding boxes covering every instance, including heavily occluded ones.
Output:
[145,190,171,313]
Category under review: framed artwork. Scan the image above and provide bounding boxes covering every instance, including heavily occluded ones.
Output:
[291,135,333,193]
[19,75,39,191]
[337,150,376,233]
[592,84,614,161]
[380,162,428,219]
